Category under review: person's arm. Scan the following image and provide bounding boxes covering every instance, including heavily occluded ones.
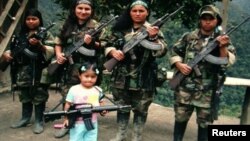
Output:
[217,35,236,66]
[63,101,72,127]
[146,23,167,57]
[170,32,193,75]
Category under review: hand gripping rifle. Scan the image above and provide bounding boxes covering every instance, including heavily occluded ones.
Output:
[0,22,56,71]
[47,15,119,75]
[103,6,184,72]
[169,16,250,90]
[44,104,131,129]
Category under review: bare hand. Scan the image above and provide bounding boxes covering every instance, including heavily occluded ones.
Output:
[217,35,230,48]
[110,50,124,61]
[63,119,69,128]
[2,52,13,62]
[29,38,40,46]
[56,53,67,64]
[84,34,92,45]
[175,62,192,75]
[147,26,159,38]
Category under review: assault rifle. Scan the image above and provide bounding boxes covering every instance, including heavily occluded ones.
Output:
[211,71,226,120]
[0,22,55,71]
[44,104,131,129]
[103,6,184,72]
[47,15,118,75]
[169,16,250,90]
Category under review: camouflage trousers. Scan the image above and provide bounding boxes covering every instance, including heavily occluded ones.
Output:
[18,86,49,105]
[174,102,213,128]
[112,88,154,115]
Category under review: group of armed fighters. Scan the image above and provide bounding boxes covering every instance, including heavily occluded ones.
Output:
[0,0,241,141]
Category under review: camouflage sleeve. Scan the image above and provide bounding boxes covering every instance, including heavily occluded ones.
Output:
[43,31,55,61]
[151,30,168,58]
[104,30,121,57]
[170,32,189,67]
[225,43,236,67]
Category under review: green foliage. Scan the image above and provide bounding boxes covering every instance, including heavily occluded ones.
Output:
[53,0,221,27]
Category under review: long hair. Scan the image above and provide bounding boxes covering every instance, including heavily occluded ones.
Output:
[20,9,43,34]
[112,0,151,32]
[60,0,95,41]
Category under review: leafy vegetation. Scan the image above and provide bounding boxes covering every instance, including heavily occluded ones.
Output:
[38,0,250,118]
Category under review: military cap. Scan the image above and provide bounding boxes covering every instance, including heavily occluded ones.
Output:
[199,5,222,25]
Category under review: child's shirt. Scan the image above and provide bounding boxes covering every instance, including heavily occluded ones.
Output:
[66,84,103,124]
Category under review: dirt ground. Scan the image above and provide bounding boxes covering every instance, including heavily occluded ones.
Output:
[0,89,239,141]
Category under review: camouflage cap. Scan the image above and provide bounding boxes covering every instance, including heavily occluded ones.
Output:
[199,5,222,25]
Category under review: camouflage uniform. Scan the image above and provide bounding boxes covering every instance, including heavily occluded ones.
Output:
[106,22,167,141]
[170,5,236,141]
[54,19,106,95]
[9,29,55,134]
[13,31,55,104]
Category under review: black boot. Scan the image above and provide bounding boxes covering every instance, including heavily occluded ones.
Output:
[197,126,208,141]
[132,113,147,141]
[110,112,130,141]
[33,102,45,134]
[11,102,33,128]
[173,121,188,141]
[54,102,69,138]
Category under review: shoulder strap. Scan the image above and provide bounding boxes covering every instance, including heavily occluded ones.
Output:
[94,86,104,101]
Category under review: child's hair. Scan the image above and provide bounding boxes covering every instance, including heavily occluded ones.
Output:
[78,62,99,75]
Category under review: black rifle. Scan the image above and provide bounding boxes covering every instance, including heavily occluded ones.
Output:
[47,16,119,75]
[103,6,184,72]
[0,22,55,71]
[44,104,131,129]
[169,16,250,90]
[211,71,226,120]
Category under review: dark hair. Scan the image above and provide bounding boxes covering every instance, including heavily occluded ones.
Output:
[78,62,99,75]
[112,0,150,32]
[59,0,95,41]
[20,9,43,34]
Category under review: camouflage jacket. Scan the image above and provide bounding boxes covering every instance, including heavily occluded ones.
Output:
[11,30,55,87]
[105,22,168,91]
[170,29,236,92]
[54,19,106,85]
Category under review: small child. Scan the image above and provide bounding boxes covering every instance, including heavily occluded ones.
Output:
[63,62,106,141]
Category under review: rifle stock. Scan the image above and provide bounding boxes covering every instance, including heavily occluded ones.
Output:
[169,16,250,90]
[103,6,184,72]
[47,61,60,75]
[0,60,11,71]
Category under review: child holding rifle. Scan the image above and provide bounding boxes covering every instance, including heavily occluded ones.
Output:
[62,62,106,141]
[52,0,107,138]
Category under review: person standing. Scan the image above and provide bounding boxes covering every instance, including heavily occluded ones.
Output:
[63,62,106,141]
[53,0,106,138]
[1,9,55,134]
[104,0,167,140]
[170,5,236,141]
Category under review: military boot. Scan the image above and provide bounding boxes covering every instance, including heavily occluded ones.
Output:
[173,121,188,141]
[197,125,208,141]
[110,112,130,141]
[131,113,147,141]
[33,102,45,134]
[11,102,33,128]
